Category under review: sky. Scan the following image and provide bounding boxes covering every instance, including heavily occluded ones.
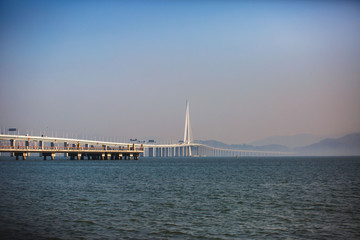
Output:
[0,0,360,144]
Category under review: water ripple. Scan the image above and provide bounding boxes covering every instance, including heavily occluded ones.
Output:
[0,156,359,239]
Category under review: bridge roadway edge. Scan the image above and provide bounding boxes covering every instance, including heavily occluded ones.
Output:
[0,134,294,160]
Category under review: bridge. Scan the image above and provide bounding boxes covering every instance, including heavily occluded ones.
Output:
[0,101,291,160]
[0,134,143,160]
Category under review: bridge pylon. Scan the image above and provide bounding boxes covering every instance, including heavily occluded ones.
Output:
[183,100,192,156]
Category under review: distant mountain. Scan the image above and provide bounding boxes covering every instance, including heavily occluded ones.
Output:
[195,140,229,149]
[195,140,289,152]
[251,134,324,148]
[295,133,360,156]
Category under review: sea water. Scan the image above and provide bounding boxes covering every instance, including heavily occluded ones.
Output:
[0,156,359,239]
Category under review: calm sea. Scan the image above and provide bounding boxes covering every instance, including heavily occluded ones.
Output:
[0,156,359,239]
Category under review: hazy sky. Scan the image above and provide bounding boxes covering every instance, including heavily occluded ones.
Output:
[1,0,359,144]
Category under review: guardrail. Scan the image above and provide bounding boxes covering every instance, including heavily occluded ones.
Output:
[0,145,144,151]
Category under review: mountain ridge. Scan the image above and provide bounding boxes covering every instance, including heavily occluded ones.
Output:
[250,134,324,148]
[195,132,360,156]
[295,133,360,156]
[194,140,289,152]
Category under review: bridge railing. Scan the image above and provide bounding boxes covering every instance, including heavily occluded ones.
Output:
[0,145,144,151]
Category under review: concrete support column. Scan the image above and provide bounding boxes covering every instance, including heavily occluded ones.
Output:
[64,142,68,157]
[15,152,28,160]
[51,153,55,160]
[38,141,43,157]
[10,139,15,157]
[15,153,27,160]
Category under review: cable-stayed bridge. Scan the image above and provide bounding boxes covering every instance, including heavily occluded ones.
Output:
[0,102,292,159]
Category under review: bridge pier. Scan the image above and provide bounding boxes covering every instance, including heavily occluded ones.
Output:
[64,142,68,157]
[69,153,81,160]
[15,152,27,160]
[123,154,132,160]
[148,148,153,157]
[10,139,15,157]
[42,153,56,160]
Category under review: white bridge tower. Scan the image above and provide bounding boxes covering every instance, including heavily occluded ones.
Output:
[183,100,193,155]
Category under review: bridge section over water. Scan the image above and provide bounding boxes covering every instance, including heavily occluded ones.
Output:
[0,134,143,160]
[0,134,290,160]
[145,143,289,157]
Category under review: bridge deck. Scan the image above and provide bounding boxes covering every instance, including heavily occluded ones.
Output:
[0,146,144,160]
[0,134,293,158]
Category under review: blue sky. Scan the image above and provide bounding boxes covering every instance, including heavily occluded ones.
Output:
[1,0,360,143]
